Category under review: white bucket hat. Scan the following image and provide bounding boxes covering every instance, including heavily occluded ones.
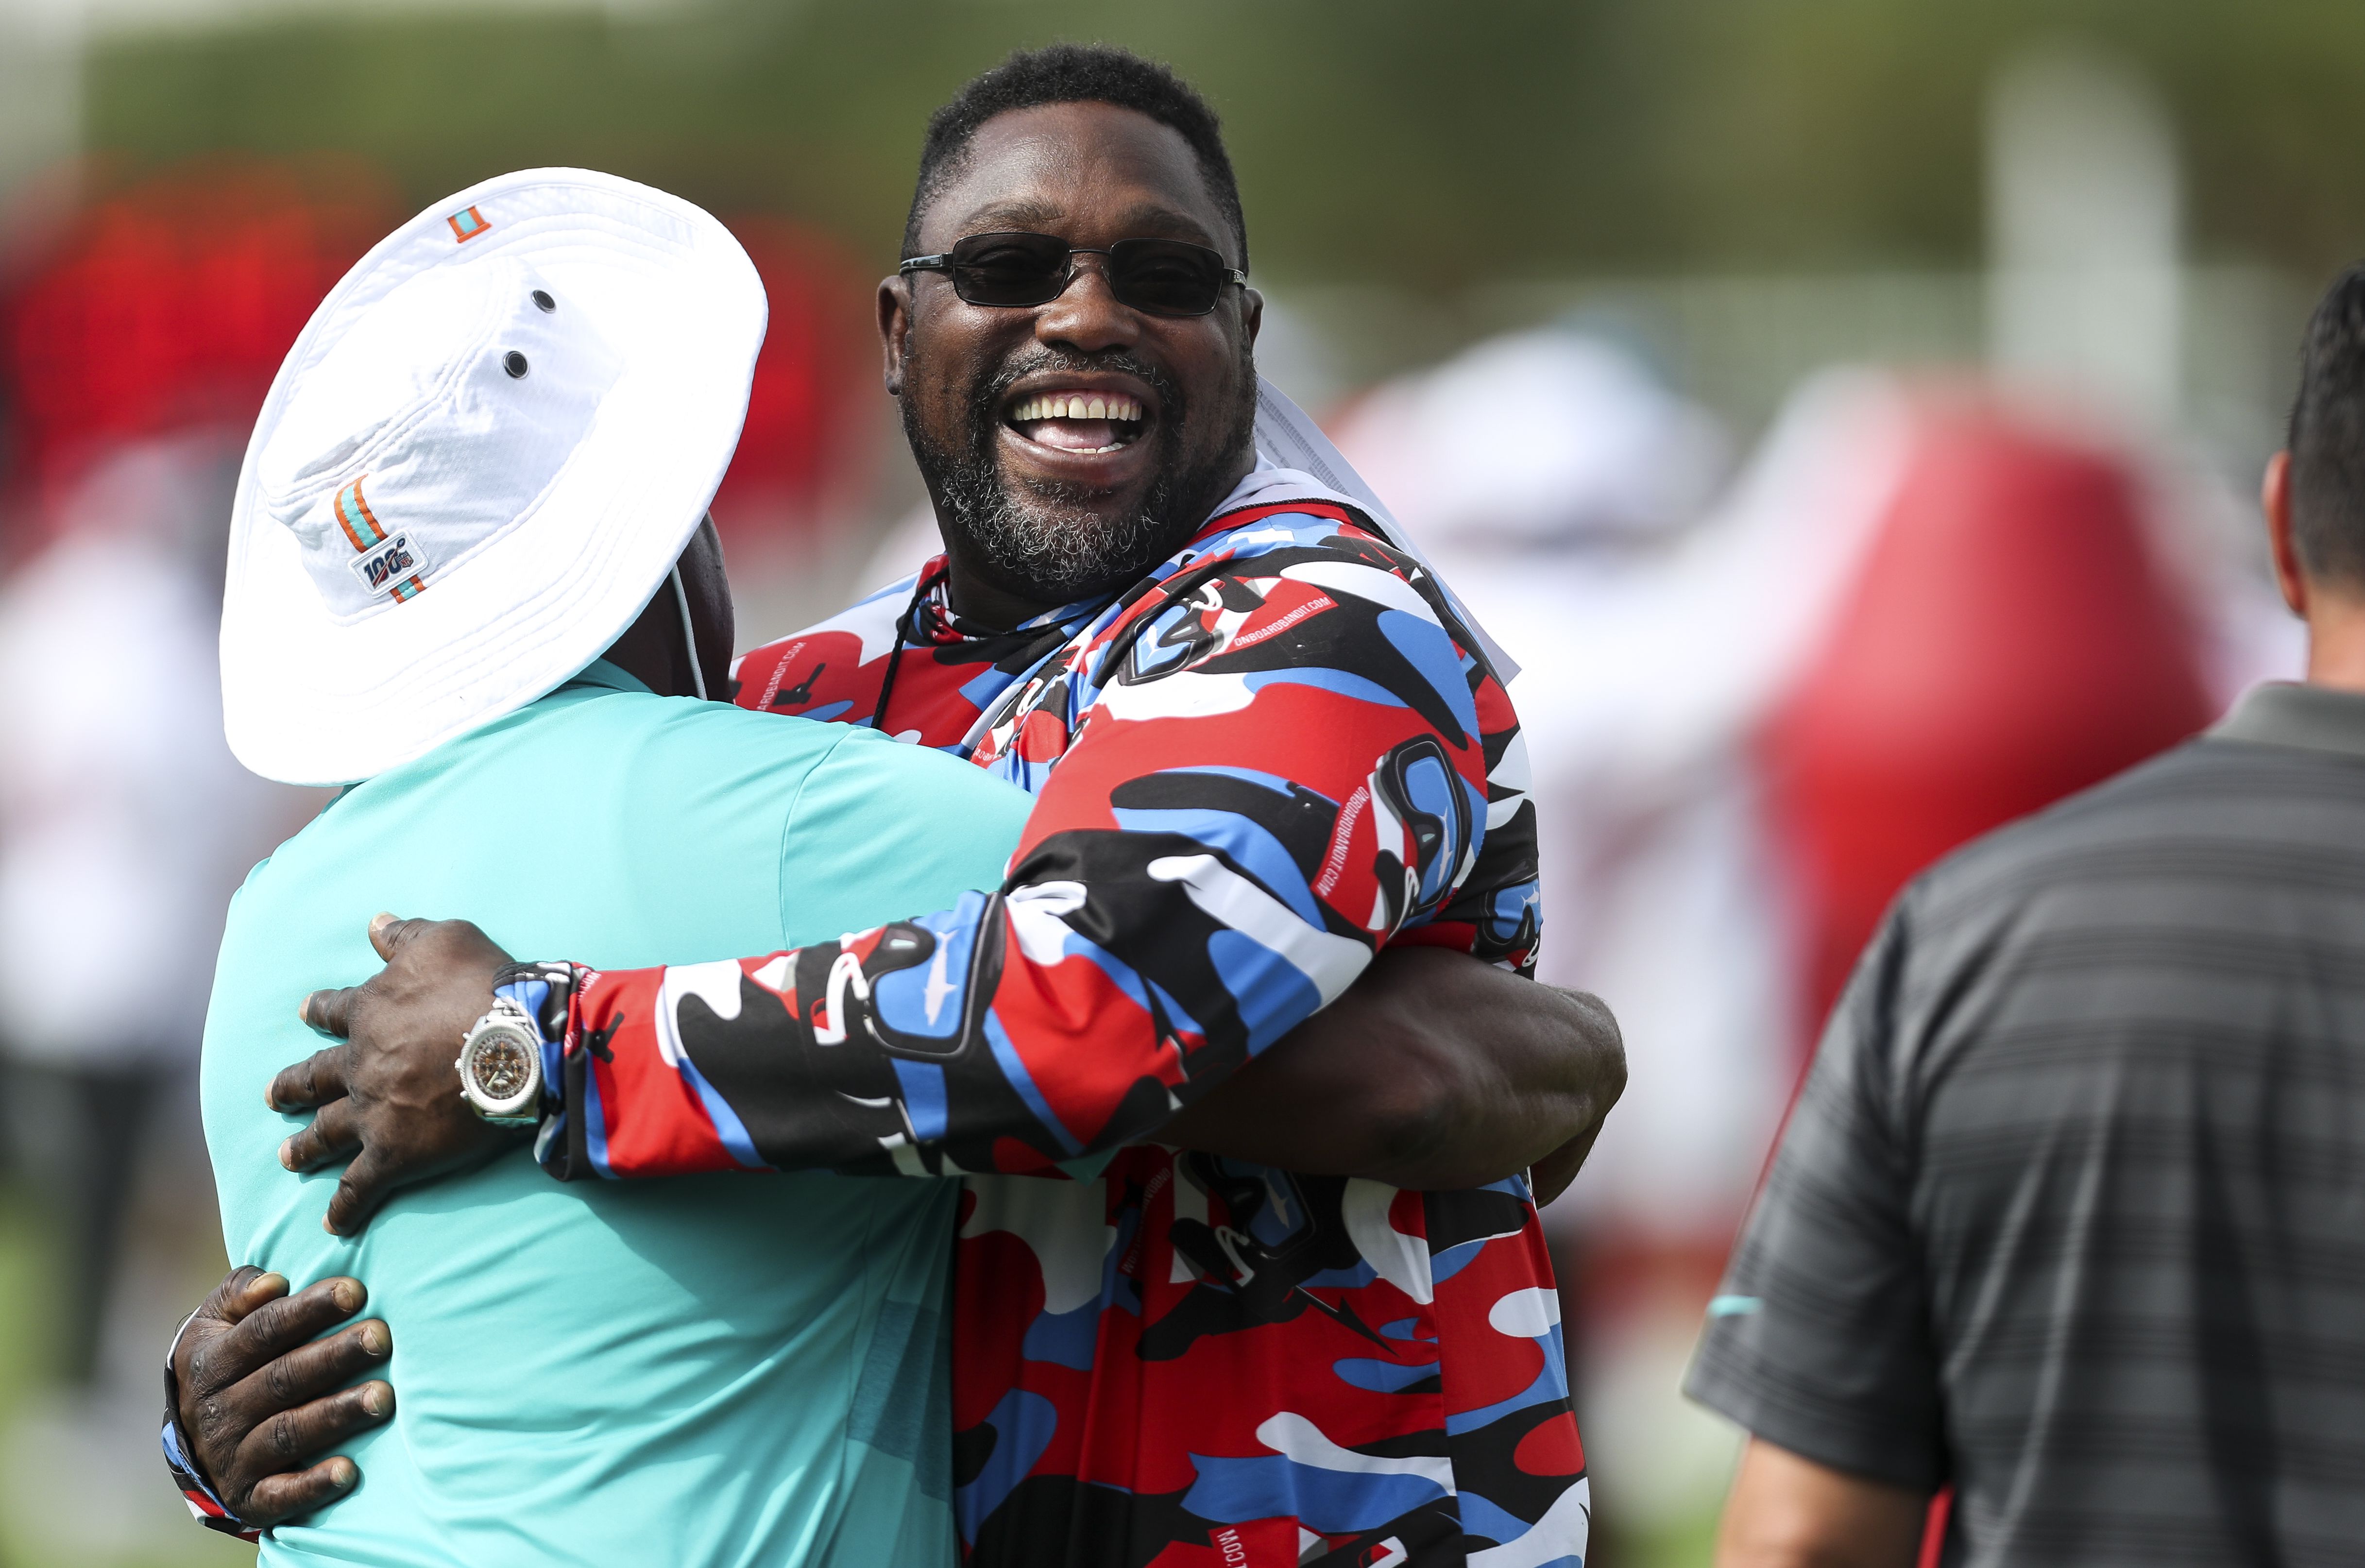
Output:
[221,168,766,785]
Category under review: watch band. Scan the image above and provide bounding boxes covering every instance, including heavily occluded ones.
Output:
[493,959,576,1044]
[488,959,581,1164]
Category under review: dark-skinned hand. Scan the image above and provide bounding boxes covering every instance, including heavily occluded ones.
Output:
[174,1266,394,1527]
[1527,986,1612,1207]
[1528,1121,1603,1209]
[274,913,521,1235]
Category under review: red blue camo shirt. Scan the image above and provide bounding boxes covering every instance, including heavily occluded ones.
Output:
[539,470,1590,1567]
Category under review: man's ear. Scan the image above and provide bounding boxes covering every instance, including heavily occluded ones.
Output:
[879,275,914,398]
[1242,286,1263,350]
[680,515,734,697]
[2263,449,2309,619]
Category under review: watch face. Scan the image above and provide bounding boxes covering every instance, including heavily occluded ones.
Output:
[468,1029,537,1102]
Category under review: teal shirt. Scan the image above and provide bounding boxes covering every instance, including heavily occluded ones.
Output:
[201,663,1034,1568]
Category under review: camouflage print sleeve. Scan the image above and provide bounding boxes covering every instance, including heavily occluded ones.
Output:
[539,528,1533,1181]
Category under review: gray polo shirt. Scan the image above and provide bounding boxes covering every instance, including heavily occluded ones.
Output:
[1685,682,2365,1568]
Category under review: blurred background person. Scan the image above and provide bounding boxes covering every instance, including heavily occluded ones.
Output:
[0,163,380,1558]
[1687,263,2365,1568]
[0,434,274,1391]
[1334,334,2265,1557]
[1326,45,2293,1561]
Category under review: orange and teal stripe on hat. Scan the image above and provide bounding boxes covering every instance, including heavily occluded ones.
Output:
[447,205,491,243]
[334,477,424,600]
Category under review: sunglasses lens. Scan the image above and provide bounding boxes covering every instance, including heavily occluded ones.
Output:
[948,232,1070,307]
[939,233,1234,315]
[1109,239,1228,316]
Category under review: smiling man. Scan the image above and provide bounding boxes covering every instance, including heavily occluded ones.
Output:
[177,47,1606,1567]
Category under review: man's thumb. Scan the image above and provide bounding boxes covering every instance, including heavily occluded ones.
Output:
[217,1266,289,1326]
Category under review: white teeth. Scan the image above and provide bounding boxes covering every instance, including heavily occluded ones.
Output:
[1010,392,1144,425]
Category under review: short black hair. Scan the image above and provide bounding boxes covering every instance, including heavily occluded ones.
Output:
[902,43,1248,271]
[2289,264,2365,587]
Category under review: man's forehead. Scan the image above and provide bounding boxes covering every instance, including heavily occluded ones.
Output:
[923,102,1233,258]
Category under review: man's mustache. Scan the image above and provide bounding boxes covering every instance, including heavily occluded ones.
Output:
[975,348,1185,421]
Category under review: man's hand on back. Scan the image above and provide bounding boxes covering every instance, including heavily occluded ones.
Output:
[1156,947,1624,1198]
[1528,1118,1605,1208]
[274,913,519,1235]
[173,1267,394,1527]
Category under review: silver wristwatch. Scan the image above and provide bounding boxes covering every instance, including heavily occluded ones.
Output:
[456,996,544,1126]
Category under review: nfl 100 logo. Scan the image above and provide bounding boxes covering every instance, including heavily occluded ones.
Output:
[350,530,429,600]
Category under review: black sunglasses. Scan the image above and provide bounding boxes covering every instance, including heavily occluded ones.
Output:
[901,231,1248,318]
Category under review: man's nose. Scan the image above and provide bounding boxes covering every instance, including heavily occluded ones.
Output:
[1034,255,1140,357]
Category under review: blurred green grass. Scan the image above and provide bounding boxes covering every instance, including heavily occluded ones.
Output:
[0,1178,253,1568]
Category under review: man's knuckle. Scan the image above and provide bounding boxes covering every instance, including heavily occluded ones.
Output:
[268,1410,302,1458]
[240,1306,289,1350]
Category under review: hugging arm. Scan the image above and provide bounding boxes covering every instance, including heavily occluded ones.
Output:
[523,540,1534,1185]
[275,536,1576,1225]
[171,942,1618,1532]
[273,913,1621,1227]
[1160,944,1621,1202]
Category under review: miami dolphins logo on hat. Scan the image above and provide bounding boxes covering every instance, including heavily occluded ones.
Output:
[447,205,492,243]
[334,477,429,602]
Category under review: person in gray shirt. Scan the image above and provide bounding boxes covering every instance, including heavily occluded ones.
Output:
[1685,264,2365,1568]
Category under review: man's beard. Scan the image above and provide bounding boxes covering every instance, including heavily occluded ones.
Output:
[905,347,1255,611]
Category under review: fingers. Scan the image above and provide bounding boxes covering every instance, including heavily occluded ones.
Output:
[370,913,444,963]
[278,1098,361,1174]
[1528,1126,1599,1209]
[190,1277,369,1396]
[297,910,425,1037]
[234,1380,393,1495]
[241,1455,362,1527]
[324,1152,398,1238]
[223,1267,291,1323]
[269,1044,353,1112]
[1529,1156,1579,1210]
[299,985,362,1040]
[232,1373,393,1526]
[196,1265,289,1329]
[176,1267,289,1394]
[245,1317,392,1412]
